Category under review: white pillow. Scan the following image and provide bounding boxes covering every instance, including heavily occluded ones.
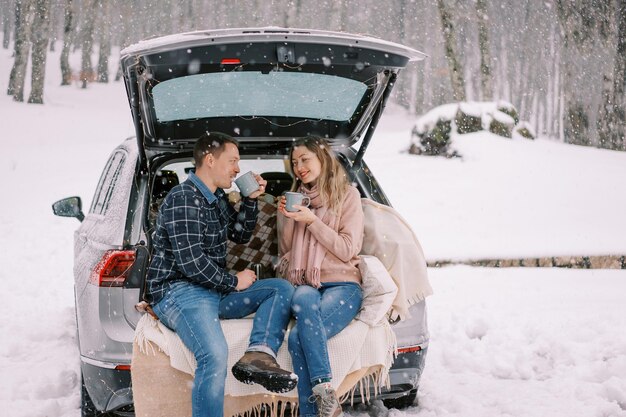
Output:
[356,255,398,326]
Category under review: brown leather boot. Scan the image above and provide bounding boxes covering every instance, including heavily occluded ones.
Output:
[232,351,298,393]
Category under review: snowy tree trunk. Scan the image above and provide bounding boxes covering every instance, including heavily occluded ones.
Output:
[560,56,591,146]
[59,0,72,85]
[611,0,626,150]
[286,0,301,29]
[557,0,614,146]
[114,0,132,82]
[557,1,587,145]
[437,0,465,101]
[408,68,418,114]
[475,0,492,100]
[79,0,97,89]
[96,0,110,83]
[551,37,562,137]
[12,0,21,54]
[597,0,626,151]
[2,0,12,49]
[47,0,56,51]
[7,0,34,101]
[339,0,349,32]
[414,0,434,113]
[27,0,49,104]
[397,0,407,42]
[327,0,342,31]
[158,0,173,35]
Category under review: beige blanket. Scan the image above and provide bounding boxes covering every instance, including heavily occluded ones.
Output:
[133,312,396,417]
[360,198,433,321]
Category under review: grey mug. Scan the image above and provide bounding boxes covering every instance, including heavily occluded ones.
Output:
[284,192,311,212]
[234,171,260,197]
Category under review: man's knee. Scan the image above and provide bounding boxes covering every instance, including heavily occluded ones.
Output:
[196,337,228,370]
[287,326,300,353]
[265,278,295,298]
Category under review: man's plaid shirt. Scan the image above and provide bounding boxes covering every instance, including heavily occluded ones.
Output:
[146,172,258,304]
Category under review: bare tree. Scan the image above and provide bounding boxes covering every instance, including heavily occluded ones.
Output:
[113,0,130,82]
[79,0,97,88]
[27,0,49,103]
[60,0,73,85]
[475,0,492,100]
[556,0,614,146]
[597,0,626,150]
[327,0,341,31]
[437,0,465,101]
[7,0,34,101]
[96,0,110,83]
[286,0,302,28]
[12,0,21,54]
[2,0,12,49]
[47,0,58,51]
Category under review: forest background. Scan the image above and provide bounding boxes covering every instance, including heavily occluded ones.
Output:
[2,0,625,151]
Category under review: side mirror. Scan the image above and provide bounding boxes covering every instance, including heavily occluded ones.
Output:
[52,196,85,222]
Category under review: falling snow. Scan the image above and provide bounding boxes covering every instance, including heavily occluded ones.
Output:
[1,28,625,417]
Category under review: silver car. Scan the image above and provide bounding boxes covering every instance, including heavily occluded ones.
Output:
[52,27,429,417]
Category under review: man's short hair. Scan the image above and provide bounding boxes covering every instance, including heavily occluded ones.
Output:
[193,132,239,167]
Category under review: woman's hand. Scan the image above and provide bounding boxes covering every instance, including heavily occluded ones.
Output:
[278,196,316,225]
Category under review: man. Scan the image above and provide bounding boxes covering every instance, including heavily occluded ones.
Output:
[146,132,297,417]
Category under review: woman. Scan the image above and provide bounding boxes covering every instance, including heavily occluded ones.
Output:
[277,136,364,417]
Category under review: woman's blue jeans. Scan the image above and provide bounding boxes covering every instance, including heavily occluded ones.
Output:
[152,278,294,417]
[288,282,363,417]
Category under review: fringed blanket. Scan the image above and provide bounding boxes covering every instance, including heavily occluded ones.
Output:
[132,313,396,417]
[361,198,434,321]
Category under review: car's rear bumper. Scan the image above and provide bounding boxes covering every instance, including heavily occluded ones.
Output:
[80,345,426,412]
[81,360,134,413]
[346,346,428,403]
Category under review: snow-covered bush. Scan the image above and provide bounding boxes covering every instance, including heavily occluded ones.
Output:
[409,103,458,157]
[487,111,516,138]
[455,103,483,134]
[497,101,519,125]
[409,119,452,156]
[515,121,536,140]
[409,101,524,157]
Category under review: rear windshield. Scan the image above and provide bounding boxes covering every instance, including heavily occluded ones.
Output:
[151,71,368,123]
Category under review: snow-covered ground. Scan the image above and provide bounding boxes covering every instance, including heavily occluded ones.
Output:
[0,47,625,417]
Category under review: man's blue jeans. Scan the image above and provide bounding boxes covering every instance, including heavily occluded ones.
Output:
[152,278,294,417]
[287,282,363,417]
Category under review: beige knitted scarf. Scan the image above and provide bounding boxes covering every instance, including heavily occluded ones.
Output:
[279,184,340,287]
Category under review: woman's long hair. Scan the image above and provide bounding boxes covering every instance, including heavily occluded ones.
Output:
[289,136,349,212]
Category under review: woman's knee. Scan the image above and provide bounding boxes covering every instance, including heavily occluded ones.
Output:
[291,285,320,314]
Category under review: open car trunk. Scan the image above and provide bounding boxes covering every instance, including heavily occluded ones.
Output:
[119,27,425,167]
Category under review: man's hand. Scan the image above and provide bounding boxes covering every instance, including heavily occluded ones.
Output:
[235,268,257,291]
[247,173,267,199]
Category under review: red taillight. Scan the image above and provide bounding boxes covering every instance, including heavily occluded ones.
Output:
[90,250,136,287]
[221,58,241,65]
[397,346,422,354]
[115,364,131,371]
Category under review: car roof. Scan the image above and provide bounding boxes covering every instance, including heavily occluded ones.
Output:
[121,27,426,62]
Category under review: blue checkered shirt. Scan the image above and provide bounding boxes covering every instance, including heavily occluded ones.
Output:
[146,172,258,304]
